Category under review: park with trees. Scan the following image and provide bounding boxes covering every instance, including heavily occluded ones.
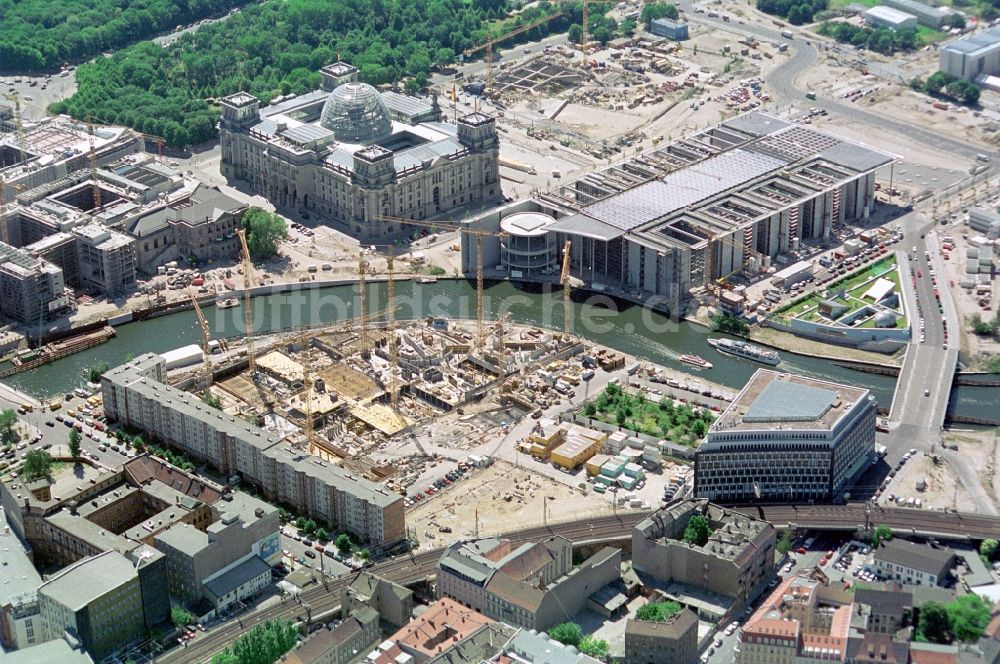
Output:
[582,382,714,445]
[48,0,583,148]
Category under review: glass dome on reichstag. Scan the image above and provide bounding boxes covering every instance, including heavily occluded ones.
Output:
[319,82,393,143]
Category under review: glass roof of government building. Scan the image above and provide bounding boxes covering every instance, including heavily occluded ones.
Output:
[743,380,837,423]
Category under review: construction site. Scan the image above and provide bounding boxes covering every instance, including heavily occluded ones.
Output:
[163,227,631,508]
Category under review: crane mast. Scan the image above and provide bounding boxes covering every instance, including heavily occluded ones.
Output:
[87,117,101,210]
[236,229,257,372]
[386,249,399,413]
[560,240,572,339]
[188,289,213,388]
[358,253,369,358]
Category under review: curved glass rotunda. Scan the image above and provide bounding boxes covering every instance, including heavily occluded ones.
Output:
[319,82,394,143]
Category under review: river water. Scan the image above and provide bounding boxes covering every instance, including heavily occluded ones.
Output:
[4,280,994,418]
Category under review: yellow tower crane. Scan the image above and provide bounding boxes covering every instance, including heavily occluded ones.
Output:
[86,117,101,210]
[236,228,257,373]
[385,248,400,413]
[1,93,27,166]
[463,12,563,94]
[188,288,213,388]
[560,240,572,339]
[293,329,316,454]
[357,252,370,358]
[378,215,509,341]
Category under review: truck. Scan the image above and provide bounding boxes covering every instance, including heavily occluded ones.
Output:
[781,30,794,39]
[805,91,816,100]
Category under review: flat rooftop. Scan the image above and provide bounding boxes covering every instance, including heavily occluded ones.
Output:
[711,369,869,432]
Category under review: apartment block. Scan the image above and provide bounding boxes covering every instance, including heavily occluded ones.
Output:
[154,491,280,603]
[737,572,854,664]
[280,606,380,664]
[0,507,44,651]
[487,628,604,664]
[868,539,955,587]
[37,551,147,662]
[695,370,876,503]
[367,598,493,664]
[437,535,573,612]
[341,572,414,629]
[633,500,776,607]
[102,354,405,544]
[624,608,699,664]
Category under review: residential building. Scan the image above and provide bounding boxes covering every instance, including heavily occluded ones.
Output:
[483,547,622,630]
[0,243,69,324]
[155,491,280,603]
[940,27,1000,80]
[909,642,959,664]
[202,554,272,611]
[695,369,876,503]
[869,539,955,587]
[101,353,405,544]
[0,507,44,651]
[737,573,854,664]
[126,184,247,273]
[341,572,414,629]
[219,63,501,241]
[367,598,493,664]
[1,637,95,664]
[853,588,913,635]
[632,499,776,606]
[71,223,137,297]
[883,0,958,28]
[624,608,698,664]
[864,6,919,30]
[650,18,689,40]
[489,628,604,664]
[845,632,910,664]
[437,535,572,613]
[279,606,380,664]
[37,551,147,662]
[466,111,895,314]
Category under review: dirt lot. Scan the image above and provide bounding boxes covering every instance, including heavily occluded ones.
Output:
[404,460,622,545]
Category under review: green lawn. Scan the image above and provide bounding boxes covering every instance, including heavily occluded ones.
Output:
[829,0,878,8]
[916,25,948,46]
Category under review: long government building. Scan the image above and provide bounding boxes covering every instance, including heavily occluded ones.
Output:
[467,112,896,312]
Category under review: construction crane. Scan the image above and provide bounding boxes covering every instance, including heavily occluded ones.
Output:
[140,133,167,163]
[378,215,509,340]
[494,313,509,399]
[386,248,399,413]
[1,93,27,167]
[463,12,563,94]
[560,240,572,339]
[704,230,765,295]
[236,228,257,372]
[87,117,101,210]
[554,0,597,53]
[188,288,213,388]
[357,252,370,358]
[292,328,316,454]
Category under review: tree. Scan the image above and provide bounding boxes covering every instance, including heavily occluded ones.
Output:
[636,600,682,622]
[981,539,998,561]
[579,635,609,660]
[872,525,893,547]
[776,531,794,555]
[583,402,597,417]
[172,607,196,627]
[711,313,750,337]
[315,527,329,542]
[68,429,82,459]
[87,361,111,383]
[335,533,353,553]
[548,622,583,647]
[683,514,712,546]
[568,24,583,44]
[202,392,223,410]
[241,208,288,258]
[0,409,17,444]
[295,516,307,530]
[948,594,991,642]
[213,618,298,664]
[303,519,317,535]
[919,601,952,643]
[641,2,679,27]
[22,450,54,480]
